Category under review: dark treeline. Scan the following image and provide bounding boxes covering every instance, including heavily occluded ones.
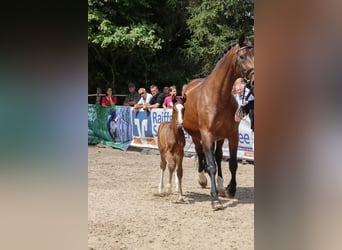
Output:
[88,0,253,103]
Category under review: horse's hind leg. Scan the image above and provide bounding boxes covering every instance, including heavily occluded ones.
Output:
[193,137,207,188]
[227,131,239,198]
[201,136,222,210]
[215,139,226,196]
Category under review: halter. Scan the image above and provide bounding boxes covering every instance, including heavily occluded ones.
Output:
[235,45,254,93]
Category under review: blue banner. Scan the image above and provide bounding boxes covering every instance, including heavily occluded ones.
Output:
[88,105,254,160]
[131,110,153,138]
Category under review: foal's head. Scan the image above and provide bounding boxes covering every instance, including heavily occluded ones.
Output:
[171,96,184,127]
[236,34,255,90]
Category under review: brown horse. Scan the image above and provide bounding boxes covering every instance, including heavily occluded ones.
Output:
[183,78,226,194]
[182,35,254,210]
[157,96,186,201]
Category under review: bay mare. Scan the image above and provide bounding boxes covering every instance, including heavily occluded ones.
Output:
[182,35,254,210]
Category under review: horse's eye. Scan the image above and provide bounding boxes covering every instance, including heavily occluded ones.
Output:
[239,55,245,60]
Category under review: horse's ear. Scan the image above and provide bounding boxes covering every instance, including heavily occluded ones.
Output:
[172,95,177,103]
[238,34,245,47]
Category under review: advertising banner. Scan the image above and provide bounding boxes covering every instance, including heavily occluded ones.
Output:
[88,104,133,150]
[88,105,254,160]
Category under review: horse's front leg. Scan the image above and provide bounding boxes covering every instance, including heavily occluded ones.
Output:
[167,158,176,194]
[215,139,226,196]
[202,138,223,210]
[193,137,207,188]
[176,155,184,201]
[227,131,239,198]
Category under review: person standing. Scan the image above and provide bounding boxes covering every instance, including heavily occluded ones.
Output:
[123,82,140,107]
[234,78,254,152]
[234,78,254,132]
[101,87,118,107]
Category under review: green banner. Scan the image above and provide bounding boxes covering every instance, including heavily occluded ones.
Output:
[88,104,133,150]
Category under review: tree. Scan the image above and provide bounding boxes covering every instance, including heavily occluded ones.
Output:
[88,0,163,93]
[88,0,254,100]
[185,0,254,76]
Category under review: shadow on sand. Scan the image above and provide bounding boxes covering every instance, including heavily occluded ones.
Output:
[180,186,254,208]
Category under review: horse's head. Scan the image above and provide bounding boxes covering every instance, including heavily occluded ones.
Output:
[172,95,184,127]
[236,34,254,92]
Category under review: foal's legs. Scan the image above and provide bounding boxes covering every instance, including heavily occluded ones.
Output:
[227,131,239,198]
[166,153,176,194]
[176,154,184,201]
[159,152,167,194]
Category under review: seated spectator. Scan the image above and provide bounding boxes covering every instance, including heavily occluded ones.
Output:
[102,87,118,107]
[133,88,153,110]
[162,85,179,109]
[162,86,169,96]
[144,84,166,110]
[123,82,140,107]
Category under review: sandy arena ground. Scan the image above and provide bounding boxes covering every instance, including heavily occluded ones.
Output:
[88,145,254,250]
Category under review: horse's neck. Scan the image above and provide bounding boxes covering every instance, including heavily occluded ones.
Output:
[206,52,237,102]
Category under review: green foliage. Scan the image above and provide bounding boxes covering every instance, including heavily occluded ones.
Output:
[185,0,254,76]
[88,0,254,101]
[88,0,163,51]
[88,0,164,94]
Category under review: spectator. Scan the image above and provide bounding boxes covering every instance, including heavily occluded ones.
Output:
[163,86,169,96]
[144,84,166,110]
[231,84,237,96]
[234,78,254,132]
[162,85,179,109]
[133,88,152,110]
[102,87,118,107]
[123,82,140,107]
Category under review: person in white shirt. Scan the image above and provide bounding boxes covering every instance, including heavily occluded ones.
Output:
[234,78,254,132]
[133,88,153,111]
[234,78,254,151]
[234,79,254,105]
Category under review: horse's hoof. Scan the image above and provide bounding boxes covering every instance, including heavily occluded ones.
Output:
[217,189,227,197]
[178,196,185,202]
[226,185,236,198]
[228,193,235,199]
[211,200,223,210]
[198,179,207,188]
[198,172,207,188]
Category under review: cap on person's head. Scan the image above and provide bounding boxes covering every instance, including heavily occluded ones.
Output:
[128,83,135,88]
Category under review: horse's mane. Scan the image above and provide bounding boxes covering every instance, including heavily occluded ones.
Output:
[216,43,236,62]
